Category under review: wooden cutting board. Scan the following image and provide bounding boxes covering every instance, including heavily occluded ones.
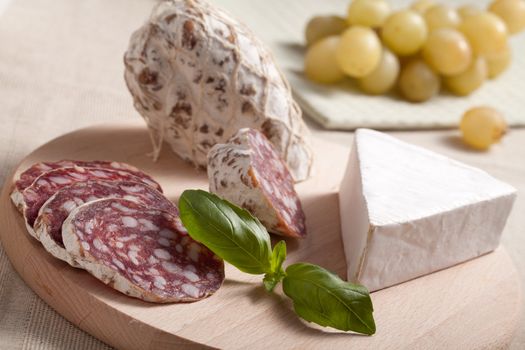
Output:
[0,122,521,349]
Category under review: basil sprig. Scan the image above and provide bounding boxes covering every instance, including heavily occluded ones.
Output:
[263,240,287,292]
[179,190,376,335]
[283,263,375,335]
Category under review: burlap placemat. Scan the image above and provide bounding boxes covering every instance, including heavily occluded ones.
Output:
[0,0,156,348]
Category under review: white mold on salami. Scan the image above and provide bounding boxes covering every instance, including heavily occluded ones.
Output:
[34,180,176,266]
[208,128,306,238]
[10,190,25,215]
[62,198,224,303]
[124,0,313,182]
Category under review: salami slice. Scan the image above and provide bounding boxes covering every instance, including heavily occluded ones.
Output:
[207,128,306,238]
[13,160,161,193]
[62,198,224,303]
[16,166,163,239]
[34,181,181,266]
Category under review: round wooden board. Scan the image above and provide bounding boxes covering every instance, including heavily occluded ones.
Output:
[0,122,521,349]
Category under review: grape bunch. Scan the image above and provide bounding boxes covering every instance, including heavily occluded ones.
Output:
[304,0,525,102]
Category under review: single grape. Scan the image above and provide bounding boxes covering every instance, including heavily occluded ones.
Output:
[411,0,436,14]
[382,10,428,56]
[459,12,508,56]
[486,44,512,78]
[422,28,472,75]
[336,26,382,77]
[358,48,400,94]
[347,0,390,27]
[445,56,488,96]
[458,5,482,20]
[398,59,441,102]
[460,106,507,150]
[305,36,345,84]
[424,4,461,31]
[305,16,348,46]
[489,0,525,34]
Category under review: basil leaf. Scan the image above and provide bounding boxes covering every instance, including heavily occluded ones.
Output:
[179,190,272,275]
[282,263,376,335]
[263,240,287,292]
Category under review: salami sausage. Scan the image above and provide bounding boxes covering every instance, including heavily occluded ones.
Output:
[34,181,180,266]
[124,0,313,182]
[62,198,224,303]
[13,160,161,193]
[207,128,306,238]
[16,166,163,238]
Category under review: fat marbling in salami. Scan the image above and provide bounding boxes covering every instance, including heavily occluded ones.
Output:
[13,160,161,194]
[208,128,306,238]
[17,166,163,238]
[34,181,180,266]
[62,198,224,303]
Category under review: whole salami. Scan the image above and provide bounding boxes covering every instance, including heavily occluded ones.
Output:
[124,0,313,182]
[208,128,306,238]
[62,198,224,303]
[15,166,163,238]
[34,181,181,266]
[13,160,161,193]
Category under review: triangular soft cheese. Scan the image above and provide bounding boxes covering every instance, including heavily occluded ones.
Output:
[339,129,516,292]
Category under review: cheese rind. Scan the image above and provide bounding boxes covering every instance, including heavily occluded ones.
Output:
[339,129,516,291]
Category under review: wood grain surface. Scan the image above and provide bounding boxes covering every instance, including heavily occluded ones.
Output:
[0,122,521,349]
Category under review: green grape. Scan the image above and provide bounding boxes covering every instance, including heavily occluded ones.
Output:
[459,12,508,55]
[424,4,461,31]
[358,48,400,94]
[458,5,482,20]
[305,16,348,46]
[460,106,507,150]
[305,36,345,84]
[422,28,472,75]
[398,59,440,102]
[382,10,428,56]
[489,0,525,34]
[445,56,487,96]
[486,44,512,78]
[336,26,382,77]
[411,0,436,14]
[347,0,390,28]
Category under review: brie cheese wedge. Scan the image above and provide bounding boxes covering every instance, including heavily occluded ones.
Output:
[339,129,516,291]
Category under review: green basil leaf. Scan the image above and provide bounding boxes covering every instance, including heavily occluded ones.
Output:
[179,189,272,275]
[263,240,287,292]
[270,240,287,273]
[282,263,376,335]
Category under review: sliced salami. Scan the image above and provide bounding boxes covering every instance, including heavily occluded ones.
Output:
[34,181,181,266]
[13,160,161,193]
[62,198,224,303]
[16,166,163,238]
[207,128,306,238]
